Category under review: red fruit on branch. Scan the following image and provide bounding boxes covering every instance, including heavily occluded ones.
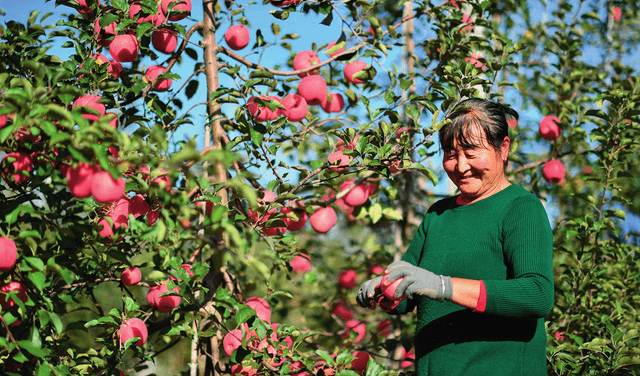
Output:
[543,159,565,184]
[281,94,308,122]
[338,269,358,289]
[161,0,192,21]
[0,281,28,311]
[225,24,250,50]
[119,318,148,347]
[321,93,345,113]
[76,0,100,15]
[351,351,371,375]
[223,329,245,356]
[121,267,142,286]
[247,96,281,122]
[246,297,271,323]
[340,180,369,207]
[109,34,140,63]
[344,320,366,342]
[344,61,373,84]
[0,237,17,272]
[309,207,337,233]
[94,18,117,47]
[152,29,178,54]
[539,115,561,140]
[281,206,308,231]
[73,95,106,122]
[2,152,33,184]
[293,50,321,77]
[325,41,345,57]
[66,162,99,198]
[290,254,311,273]
[298,75,328,105]
[328,150,351,172]
[145,65,173,91]
[91,171,126,203]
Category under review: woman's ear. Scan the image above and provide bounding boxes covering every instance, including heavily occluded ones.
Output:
[501,136,511,161]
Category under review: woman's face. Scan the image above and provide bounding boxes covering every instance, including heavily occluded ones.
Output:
[443,133,510,204]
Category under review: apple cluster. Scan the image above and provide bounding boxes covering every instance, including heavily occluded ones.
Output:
[538,115,566,184]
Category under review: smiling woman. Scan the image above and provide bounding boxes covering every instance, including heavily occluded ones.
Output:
[356,98,554,376]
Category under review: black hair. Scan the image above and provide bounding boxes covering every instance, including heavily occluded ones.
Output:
[439,98,519,152]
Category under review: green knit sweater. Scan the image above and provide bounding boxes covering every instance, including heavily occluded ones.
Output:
[391,184,554,375]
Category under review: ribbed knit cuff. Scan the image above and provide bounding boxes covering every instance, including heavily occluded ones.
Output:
[442,275,453,302]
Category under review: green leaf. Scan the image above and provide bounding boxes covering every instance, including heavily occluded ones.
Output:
[28,272,47,292]
[369,203,382,224]
[382,207,403,221]
[235,305,256,324]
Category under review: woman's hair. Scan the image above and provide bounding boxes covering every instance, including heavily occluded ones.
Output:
[439,98,519,152]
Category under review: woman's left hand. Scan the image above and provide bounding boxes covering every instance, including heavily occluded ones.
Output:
[386,261,452,301]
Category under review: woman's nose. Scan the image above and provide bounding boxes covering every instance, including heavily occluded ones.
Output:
[456,155,469,173]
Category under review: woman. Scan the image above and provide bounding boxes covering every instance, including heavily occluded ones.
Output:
[356,98,554,375]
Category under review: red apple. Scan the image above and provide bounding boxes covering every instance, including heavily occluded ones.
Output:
[328,150,351,172]
[465,53,486,70]
[462,13,474,31]
[152,28,178,54]
[2,152,33,184]
[98,217,114,237]
[0,281,28,311]
[543,159,565,184]
[290,254,311,273]
[380,273,406,301]
[109,198,130,229]
[340,180,369,207]
[223,329,245,356]
[121,267,142,286]
[161,0,192,21]
[129,2,164,24]
[325,41,345,57]
[76,0,100,15]
[540,115,561,140]
[281,207,308,231]
[338,269,358,289]
[281,94,308,122]
[293,50,321,77]
[309,207,337,234]
[612,6,621,22]
[507,118,517,129]
[400,347,415,368]
[225,24,250,50]
[91,171,125,203]
[269,0,302,7]
[321,93,344,113]
[73,94,106,122]
[0,237,17,272]
[263,224,286,237]
[153,282,181,312]
[109,34,140,63]
[246,297,271,323]
[66,162,99,198]
[298,75,328,105]
[145,65,173,91]
[119,317,148,347]
[247,96,281,122]
[344,61,373,84]
[336,136,359,151]
[94,18,117,47]
[331,300,354,320]
[369,265,384,276]
[344,320,366,342]
[351,351,371,375]
[377,319,391,338]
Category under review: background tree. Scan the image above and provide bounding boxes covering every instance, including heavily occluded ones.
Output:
[0,0,638,375]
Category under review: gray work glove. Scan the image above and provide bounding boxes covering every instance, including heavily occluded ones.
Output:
[355,276,383,309]
[386,261,453,301]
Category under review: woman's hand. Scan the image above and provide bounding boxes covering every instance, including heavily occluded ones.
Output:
[386,261,452,301]
[355,276,383,309]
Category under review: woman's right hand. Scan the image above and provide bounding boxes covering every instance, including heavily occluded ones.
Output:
[356,276,383,309]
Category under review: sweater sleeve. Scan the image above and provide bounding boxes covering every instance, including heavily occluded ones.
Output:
[483,195,554,318]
